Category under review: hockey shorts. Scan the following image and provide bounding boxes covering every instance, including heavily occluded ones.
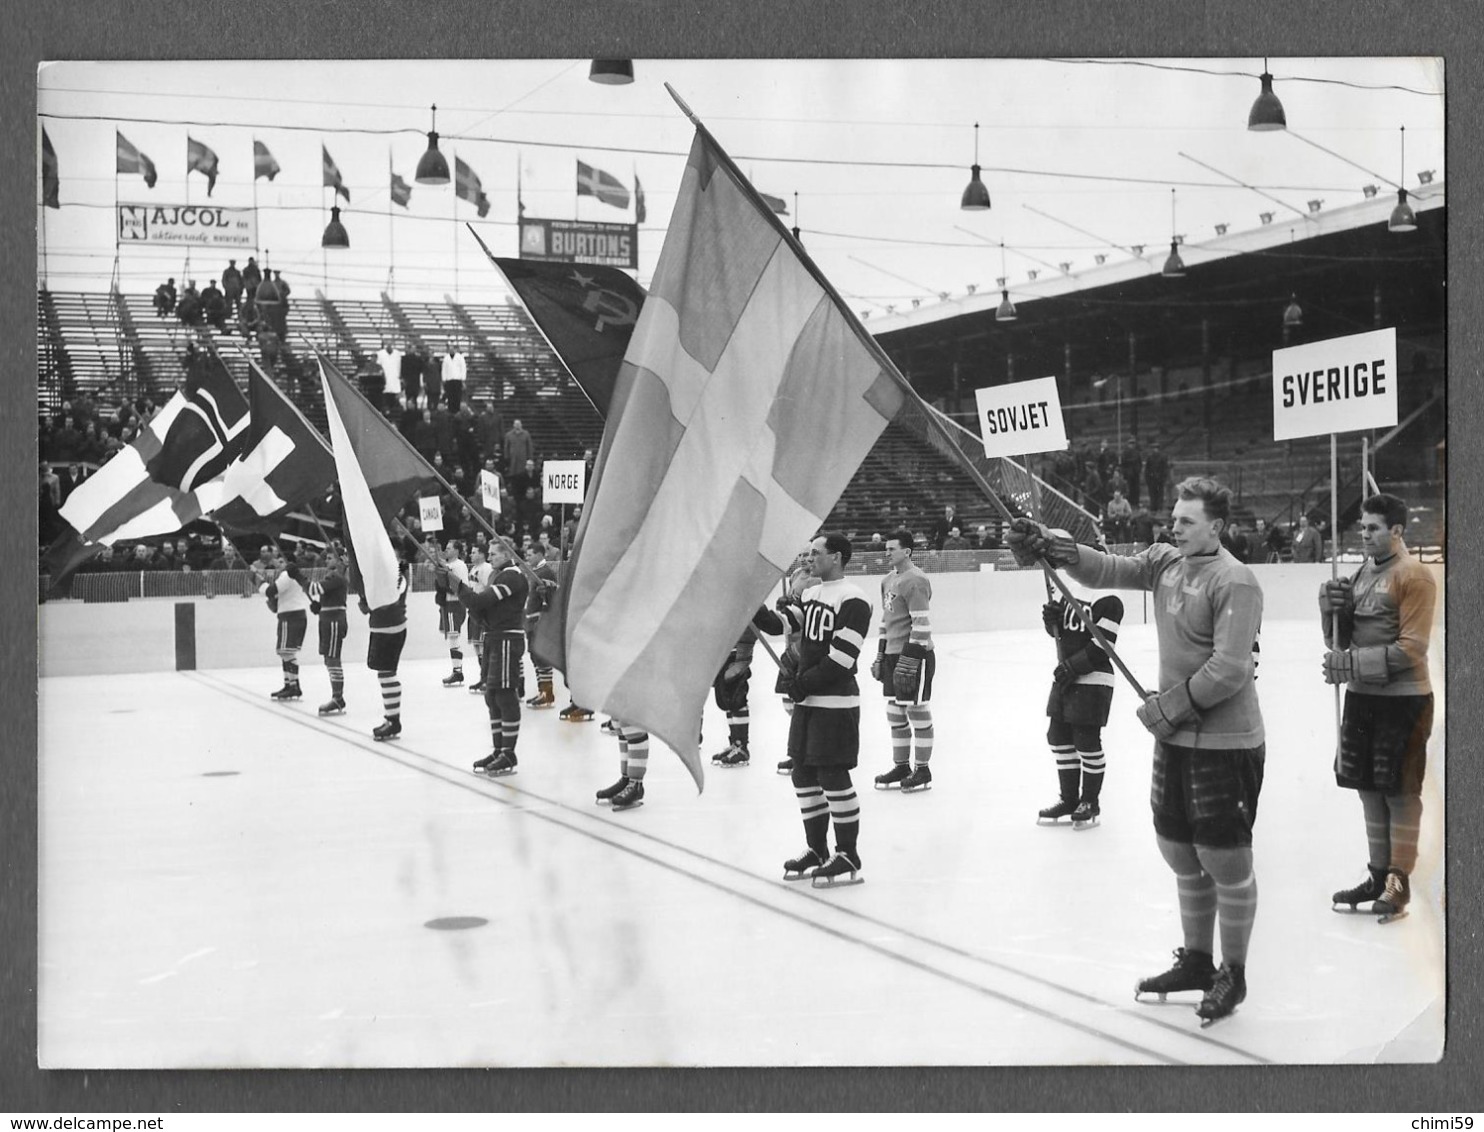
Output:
[1046,682,1113,728]
[1150,742,1265,849]
[366,628,407,673]
[786,704,860,770]
[276,610,308,652]
[484,630,526,692]
[713,660,750,713]
[438,602,467,636]
[1336,692,1432,795]
[318,613,348,661]
[881,651,935,706]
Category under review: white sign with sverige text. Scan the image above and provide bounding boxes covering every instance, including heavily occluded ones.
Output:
[1272,327,1398,441]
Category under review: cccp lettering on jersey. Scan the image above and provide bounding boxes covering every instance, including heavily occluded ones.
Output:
[1280,358,1387,408]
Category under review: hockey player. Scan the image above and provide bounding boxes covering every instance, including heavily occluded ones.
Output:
[871,530,937,793]
[1036,579,1124,829]
[776,534,873,888]
[596,722,649,811]
[357,553,410,741]
[711,606,787,769]
[1009,476,1263,1026]
[1324,493,1437,923]
[434,539,468,687]
[523,545,560,709]
[772,564,814,775]
[450,539,529,776]
[309,544,350,715]
[264,552,310,701]
[464,544,492,695]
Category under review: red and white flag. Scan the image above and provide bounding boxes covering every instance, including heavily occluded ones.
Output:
[540,126,904,788]
[576,159,629,209]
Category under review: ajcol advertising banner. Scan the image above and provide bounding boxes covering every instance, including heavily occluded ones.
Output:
[118,203,258,248]
[519,218,637,269]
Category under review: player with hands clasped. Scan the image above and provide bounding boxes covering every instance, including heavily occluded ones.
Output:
[871,530,938,793]
[1009,476,1263,1026]
[264,551,311,702]
[447,541,529,776]
[1324,494,1436,924]
[309,543,350,715]
[775,534,873,888]
[1037,576,1123,829]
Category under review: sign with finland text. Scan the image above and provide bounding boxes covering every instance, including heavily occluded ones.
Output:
[1272,328,1398,441]
[419,495,443,533]
[542,460,586,505]
[478,470,502,514]
[520,218,638,269]
[117,204,257,248]
[973,375,1068,459]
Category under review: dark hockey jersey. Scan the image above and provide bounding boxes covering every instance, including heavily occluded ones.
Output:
[785,578,872,708]
[460,563,528,632]
[1048,594,1124,688]
[310,571,348,617]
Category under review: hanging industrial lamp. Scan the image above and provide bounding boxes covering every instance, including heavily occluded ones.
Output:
[1389,126,1417,233]
[1162,188,1186,277]
[995,240,1016,320]
[1283,293,1303,328]
[960,123,991,211]
[415,105,450,185]
[589,60,634,85]
[321,204,349,249]
[1247,60,1287,131]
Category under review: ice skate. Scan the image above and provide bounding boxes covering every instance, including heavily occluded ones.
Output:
[776,757,794,776]
[1374,868,1411,924]
[317,696,346,716]
[601,718,621,735]
[467,680,486,695]
[270,682,302,702]
[1332,865,1387,913]
[1196,963,1246,1027]
[525,689,555,709]
[717,742,750,768]
[1134,947,1216,1002]
[1037,798,1079,825]
[874,763,911,790]
[441,671,464,687]
[900,765,933,793]
[472,753,499,775]
[610,779,645,811]
[1071,801,1100,830]
[560,705,594,723]
[782,847,826,882]
[811,849,864,888]
[595,777,629,804]
[483,753,518,778]
[371,717,402,742]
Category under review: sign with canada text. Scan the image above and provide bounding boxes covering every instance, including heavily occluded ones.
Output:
[973,375,1068,458]
[1272,328,1398,440]
[418,495,444,532]
[117,203,257,248]
[519,218,637,269]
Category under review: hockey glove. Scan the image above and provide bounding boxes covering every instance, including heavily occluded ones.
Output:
[1317,578,1355,616]
[892,643,927,702]
[1322,648,1356,685]
[1042,600,1064,637]
[1006,519,1081,569]
[870,638,887,682]
[1052,661,1076,687]
[1136,682,1199,740]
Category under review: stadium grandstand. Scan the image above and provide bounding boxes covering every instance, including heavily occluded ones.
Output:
[37,187,1444,594]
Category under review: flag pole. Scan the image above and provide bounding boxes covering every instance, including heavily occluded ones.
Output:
[252,143,260,258]
[663,84,1146,698]
[387,150,395,298]
[452,146,459,302]
[1331,431,1344,755]
[305,342,543,585]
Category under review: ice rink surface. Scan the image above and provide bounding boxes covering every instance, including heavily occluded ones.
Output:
[38,619,1444,1068]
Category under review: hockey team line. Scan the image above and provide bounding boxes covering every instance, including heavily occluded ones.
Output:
[186,669,1272,1067]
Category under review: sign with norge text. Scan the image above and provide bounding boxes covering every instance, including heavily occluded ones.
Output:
[542,460,586,505]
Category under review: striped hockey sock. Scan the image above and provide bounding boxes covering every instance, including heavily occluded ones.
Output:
[326,659,344,699]
[1078,748,1105,803]
[1174,870,1218,956]
[795,783,829,856]
[1387,793,1424,875]
[377,671,401,719]
[886,702,910,765]
[622,729,649,781]
[1215,872,1258,966]
[907,706,933,765]
[825,785,861,856]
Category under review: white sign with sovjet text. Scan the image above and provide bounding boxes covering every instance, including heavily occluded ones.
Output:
[974,375,1068,459]
[1272,327,1398,441]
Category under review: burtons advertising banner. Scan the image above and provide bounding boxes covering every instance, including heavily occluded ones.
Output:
[118,203,258,248]
[519,218,637,269]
